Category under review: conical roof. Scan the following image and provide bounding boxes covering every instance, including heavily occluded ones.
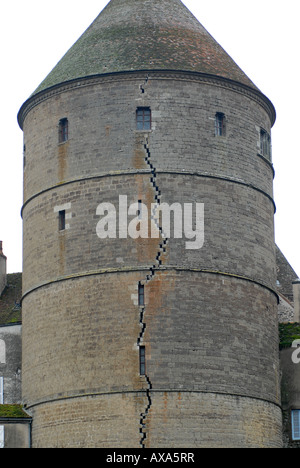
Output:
[32,0,259,96]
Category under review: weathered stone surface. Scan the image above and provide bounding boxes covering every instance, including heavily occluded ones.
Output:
[19,0,280,448]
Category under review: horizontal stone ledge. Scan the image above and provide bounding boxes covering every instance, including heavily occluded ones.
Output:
[21,265,279,304]
[17,69,276,129]
[23,388,281,411]
[21,168,276,216]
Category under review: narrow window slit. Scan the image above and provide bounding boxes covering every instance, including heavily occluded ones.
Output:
[59,210,66,231]
[59,118,69,143]
[215,112,226,137]
[138,283,145,306]
[260,128,272,160]
[140,346,146,376]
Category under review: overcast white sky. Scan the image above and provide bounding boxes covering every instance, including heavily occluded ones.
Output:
[0,0,299,277]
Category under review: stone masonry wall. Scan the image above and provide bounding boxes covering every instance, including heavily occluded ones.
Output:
[28,392,282,448]
[22,272,281,448]
[21,72,280,447]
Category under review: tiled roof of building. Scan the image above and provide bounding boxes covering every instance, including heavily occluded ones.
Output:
[0,273,22,326]
[32,0,259,96]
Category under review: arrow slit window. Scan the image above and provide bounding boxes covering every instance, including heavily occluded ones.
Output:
[59,118,69,143]
[139,346,146,375]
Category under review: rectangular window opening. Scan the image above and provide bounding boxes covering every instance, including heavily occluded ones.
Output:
[59,118,69,143]
[23,144,26,168]
[139,346,146,376]
[0,377,3,405]
[136,107,151,131]
[59,210,66,231]
[138,283,145,306]
[260,128,271,160]
[292,410,300,441]
[215,112,226,137]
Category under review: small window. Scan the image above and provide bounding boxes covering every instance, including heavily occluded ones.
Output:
[292,410,300,441]
[139,346,146,375]
[0,426,4,449]
[23,144,26,168]
[59,118,69,143]
[136,108,151,131]
[59,210,66,231]
[0,340,5,364]
[138,283,145,306]
[260,129,271,160]
[0,377,3,404]
[215,113,226,136]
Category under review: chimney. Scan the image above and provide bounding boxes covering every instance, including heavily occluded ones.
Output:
[293,279,300,323]
[0,241,7,296]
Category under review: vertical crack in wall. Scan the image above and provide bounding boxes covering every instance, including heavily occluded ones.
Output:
[144,137,169,276]
[137,134,169,448]
[140,74,149,94]
[137,293,152,448]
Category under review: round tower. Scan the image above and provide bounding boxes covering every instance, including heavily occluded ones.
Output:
[18,0,282,448]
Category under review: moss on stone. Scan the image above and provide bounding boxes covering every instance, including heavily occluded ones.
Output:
[0,405,30,419]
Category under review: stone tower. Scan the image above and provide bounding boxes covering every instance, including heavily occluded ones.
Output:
[18,0,282,448]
